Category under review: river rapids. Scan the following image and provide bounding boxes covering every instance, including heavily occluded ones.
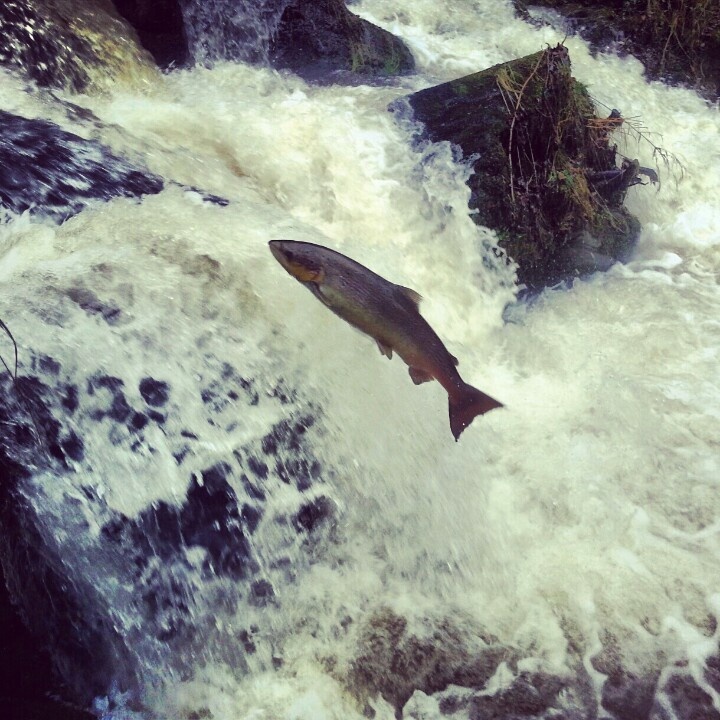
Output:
[0,1,719,719]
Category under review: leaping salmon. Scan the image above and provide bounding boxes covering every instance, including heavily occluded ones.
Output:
[269,239,503,440]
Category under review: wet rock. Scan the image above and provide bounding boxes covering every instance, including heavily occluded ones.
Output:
[0,111,164,223]
[111,0,413,79]
[401,44,642,291]
[593,633,660,720]
[0,0,157,92]
[661,671,720,720]
[269,0,415,79]
[294,495,335,533]
[249,578,275,607]
[468,672,567,718]
[0,376,138,703]
[0,348,328,705]
[111,0,190,68]
[1,697,94,720]
[707,654,720,694]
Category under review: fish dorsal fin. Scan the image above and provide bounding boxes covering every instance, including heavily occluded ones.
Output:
[451,354,459,367]
[395,284,422,308]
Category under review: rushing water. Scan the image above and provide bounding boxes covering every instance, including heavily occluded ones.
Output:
[1,0,719,718]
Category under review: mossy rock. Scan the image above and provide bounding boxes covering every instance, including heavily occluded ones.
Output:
[269,0,415,78]
[403,45,641,290]
[513,0,720,100]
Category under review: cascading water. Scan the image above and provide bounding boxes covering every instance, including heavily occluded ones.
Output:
[1,0,719,719]
[178,0,288,64]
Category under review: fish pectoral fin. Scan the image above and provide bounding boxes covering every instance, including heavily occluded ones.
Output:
[408,366,433,385]
[306,281,330,307]
[376,339,393,359]
[395,284,422,308]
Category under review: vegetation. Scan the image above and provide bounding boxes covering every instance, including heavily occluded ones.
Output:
[513,0,720,98]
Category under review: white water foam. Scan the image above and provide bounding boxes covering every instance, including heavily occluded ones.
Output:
[1,0,719,717]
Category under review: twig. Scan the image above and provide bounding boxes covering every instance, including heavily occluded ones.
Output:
[0,316,18,381]
[507,51,546,203]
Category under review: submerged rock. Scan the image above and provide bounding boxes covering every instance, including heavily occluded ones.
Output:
[0,110,164,222]
[0,349,331,705]
[400,45,643,291]
[343,607,517,713]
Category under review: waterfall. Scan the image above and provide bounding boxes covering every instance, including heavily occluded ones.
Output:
[1,1,719,718]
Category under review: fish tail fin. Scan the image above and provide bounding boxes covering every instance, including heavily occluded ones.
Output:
[449,383,503,441]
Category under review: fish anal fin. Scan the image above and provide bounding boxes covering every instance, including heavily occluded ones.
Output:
[409,366,433,385]
[376,339,393,359]
[396,284,422,308]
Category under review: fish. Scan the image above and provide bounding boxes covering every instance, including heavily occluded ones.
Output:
[269,239,503,440]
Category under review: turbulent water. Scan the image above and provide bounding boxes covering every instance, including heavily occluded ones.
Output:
[1,0,719,718]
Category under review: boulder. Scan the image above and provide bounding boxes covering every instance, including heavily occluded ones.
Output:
[399,45,642,291]
[110,0,189,68]
[0,0,158,93]
[269,0,415,79]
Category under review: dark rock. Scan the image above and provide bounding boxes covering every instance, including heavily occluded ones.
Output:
[35,355,61,375]
[0,378,138,703]
[249,579,275,606]
[129,411,149,431]
[60,385,80,413]
[147,409,166,424]
[294,496,335,533]
[109,393,133,423]
[0,350,328,707]
[60,430,85,461]
[0,696,94,720]
[241,503,263,533]
[468,672,567,719]
[707,654,720,694]
[139,377,170,407]
[402,45,642,291]
[111,0,190,68]
[109,0,413,80]
[593,633,660,720]
[269,0,415,79]
[0,111,164,223]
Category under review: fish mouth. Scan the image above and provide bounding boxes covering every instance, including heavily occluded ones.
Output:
[268,240,287,263]
[269,240,325,283]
